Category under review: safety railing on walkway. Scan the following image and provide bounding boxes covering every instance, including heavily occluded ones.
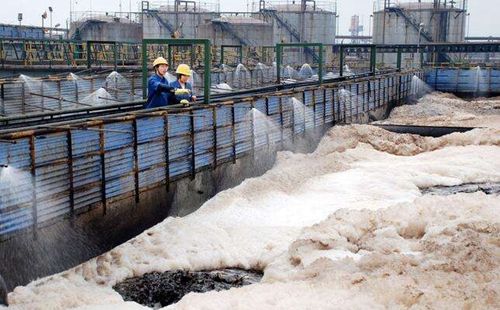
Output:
[0,69,420,240]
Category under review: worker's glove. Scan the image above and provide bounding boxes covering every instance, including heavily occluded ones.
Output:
[174,88,191,95]
[180,99,190,107]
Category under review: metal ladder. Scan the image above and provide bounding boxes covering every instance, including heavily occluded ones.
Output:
[147,10,176,37]
[212,20,253,46]
[261,9,320,63]
[386,7,434,42]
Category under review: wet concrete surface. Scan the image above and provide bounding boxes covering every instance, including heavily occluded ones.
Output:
[421,182,500,196]
[113,268,263,308]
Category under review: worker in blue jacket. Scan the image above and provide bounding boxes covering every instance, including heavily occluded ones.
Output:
[170,64,197,106]
[145,57,186,109]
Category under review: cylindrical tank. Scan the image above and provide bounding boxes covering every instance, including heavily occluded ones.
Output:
[373,0,467,44]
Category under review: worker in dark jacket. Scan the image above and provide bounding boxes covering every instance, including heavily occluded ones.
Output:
[145,57,177,109]
[170,64,197,106]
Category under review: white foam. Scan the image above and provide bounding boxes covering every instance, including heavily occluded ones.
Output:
[6,94,500,309]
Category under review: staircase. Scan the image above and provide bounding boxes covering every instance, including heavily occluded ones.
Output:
[261,9,320,63]
[387,6,451,62]
[147,10,176,37]
[212,20,253,46]
[70,20,104,40]
[386,7,434,42]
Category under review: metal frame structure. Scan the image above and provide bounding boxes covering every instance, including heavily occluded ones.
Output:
[86,40,118,70]
[220,45,243,66]
[141,39,211,104]
[0,69,419,240]
[276,43,324,85]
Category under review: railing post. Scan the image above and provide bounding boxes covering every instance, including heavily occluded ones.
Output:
[339,45,344,77]
[132,118,140,203]
[371,45,377,75]
[396,47,402,71]
[163,113,170,192]
[203,40,211,104]
[142,40,148,99]
[318,43,323,86]
[29,135,37,237]
[99,124,107,215]
[66,130,75,219]
[276,44,282,83]
[86,41,92,69]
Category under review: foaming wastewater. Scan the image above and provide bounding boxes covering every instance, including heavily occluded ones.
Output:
[3,92,500,310]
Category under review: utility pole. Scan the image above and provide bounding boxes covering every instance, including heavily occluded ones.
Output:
[49,7,53,38]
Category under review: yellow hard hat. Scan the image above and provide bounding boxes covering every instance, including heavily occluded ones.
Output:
[152,57,168,68]
[176,64,191,76]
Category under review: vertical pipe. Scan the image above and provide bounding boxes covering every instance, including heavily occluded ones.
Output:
[203,40,211,104]
[99,124,107,215]
[339,46,344,77]
[279,97,284,148]
[396,48,402,71]
[212,106,218,169]
[312,90,317,127]
[40,80,44,112]
[276,44,282,83]
[383,78,387,107]
[142,40,148,99]
[74,80,79,104]
[66,130,75,219]
[190,109,196,179]
[0,83,4,116]
[21,83,25,114]
[302,91,306,134]
[231,105,236,163]
[335,88,340,122]
[420,49,424,68]
[220,46,224,66]
[322,88,326,125]
[131,76,136,100]
[132,119,140,203]
[331,89,335,125]
[163,113,170,192]
[371,45,377,75]
[29,135,37,236]
[356,83,360,120]
[113,42,118,71]
[265,97,270,150]
[290,97,295,144]
[368,81,372,114]
[318,44,323,86]
[247,101,255,159]
[57,80,62,110]
[86,41,92,69]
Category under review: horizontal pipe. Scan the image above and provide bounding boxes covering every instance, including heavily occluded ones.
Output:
[39,125,132,134]
[29,92,93,107]
[0,139,16,144]
[0,69,420,138]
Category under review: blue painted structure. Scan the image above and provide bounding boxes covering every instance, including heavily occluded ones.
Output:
[0,24,44,40]
[0,70,420,239]
[425,67,500,94]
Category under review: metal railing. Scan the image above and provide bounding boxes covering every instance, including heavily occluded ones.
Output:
[0,69,419,240]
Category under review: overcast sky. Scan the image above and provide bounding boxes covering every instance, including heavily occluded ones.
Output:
[0,0,498,37]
